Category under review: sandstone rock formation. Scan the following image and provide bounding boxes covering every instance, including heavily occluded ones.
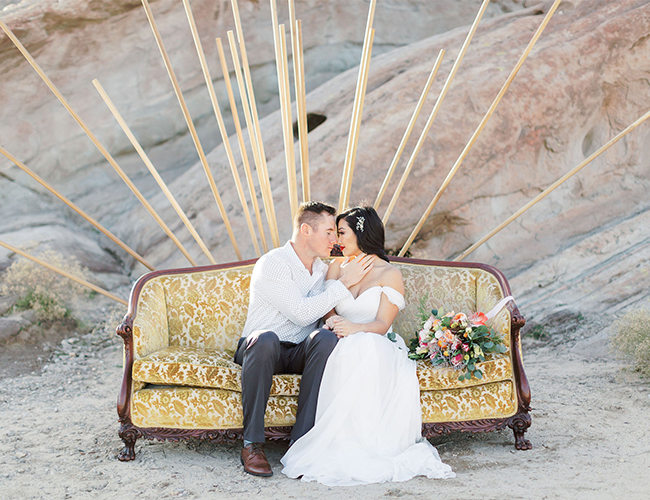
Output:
[122,0,650,322]
[1,0,649,325]
[0,0,525,281]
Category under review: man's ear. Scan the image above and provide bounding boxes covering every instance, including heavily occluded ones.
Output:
[300,223,312,236]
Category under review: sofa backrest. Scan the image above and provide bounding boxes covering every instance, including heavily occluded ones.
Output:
[133,260,509,356]
[393,262,508,345]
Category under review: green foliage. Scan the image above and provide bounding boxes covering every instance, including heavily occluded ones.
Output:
[610,309,650,375]
[528,324,546,340]
[416,293,430,323]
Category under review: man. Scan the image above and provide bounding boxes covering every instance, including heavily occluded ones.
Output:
[234,201,374,476]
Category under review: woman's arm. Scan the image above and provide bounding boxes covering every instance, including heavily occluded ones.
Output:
[323,258,345,323]
[330,266,404,337]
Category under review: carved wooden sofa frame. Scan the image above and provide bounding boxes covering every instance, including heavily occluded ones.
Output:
[116,257,531,462]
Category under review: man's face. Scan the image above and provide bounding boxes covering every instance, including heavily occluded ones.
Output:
[306,213,338,259]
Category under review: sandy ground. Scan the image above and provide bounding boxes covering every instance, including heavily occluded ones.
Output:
[1,319,649,500]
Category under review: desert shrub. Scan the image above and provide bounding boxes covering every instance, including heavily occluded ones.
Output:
[1,247,89,321]
[610,309,650,375]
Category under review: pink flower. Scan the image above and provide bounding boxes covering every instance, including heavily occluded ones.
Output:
[469,312,488,326]
[451,353,464,366]
[461,343,470,352]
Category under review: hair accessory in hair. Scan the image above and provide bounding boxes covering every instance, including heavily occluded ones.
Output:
[356,216,365,232]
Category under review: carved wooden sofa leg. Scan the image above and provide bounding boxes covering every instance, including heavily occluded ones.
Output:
[118,422,139,461]
[507,412,532,450]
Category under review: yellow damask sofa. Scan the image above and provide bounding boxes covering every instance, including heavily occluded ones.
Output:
[116,257,531,461]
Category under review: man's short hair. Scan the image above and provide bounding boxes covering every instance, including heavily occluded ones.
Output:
[294,201,336,231]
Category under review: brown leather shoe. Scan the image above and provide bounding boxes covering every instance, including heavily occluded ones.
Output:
[241,443,273,477]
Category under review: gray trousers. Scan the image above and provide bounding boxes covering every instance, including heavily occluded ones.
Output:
[234,328,338,443]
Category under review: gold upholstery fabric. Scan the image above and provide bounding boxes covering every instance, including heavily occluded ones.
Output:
[130,381,516,429]
[131,386,296,429]
[416,355,511,391]
[420,380,517,422]
[133,345,510,394]
[133,278,169,359]
[132,346,301,396]
[160,266,254,352]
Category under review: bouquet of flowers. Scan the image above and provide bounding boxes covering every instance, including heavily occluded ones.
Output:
[408,304,507,381]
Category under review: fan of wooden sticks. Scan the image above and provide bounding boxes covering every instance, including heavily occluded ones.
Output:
[1,0,649,305]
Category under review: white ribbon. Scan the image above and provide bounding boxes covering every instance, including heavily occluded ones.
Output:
[485,296,514,320]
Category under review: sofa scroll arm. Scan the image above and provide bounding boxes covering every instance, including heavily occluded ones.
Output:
[508,303,530,411]
[116,317,138,461]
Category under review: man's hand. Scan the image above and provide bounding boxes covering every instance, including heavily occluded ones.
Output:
[338,253,375,288]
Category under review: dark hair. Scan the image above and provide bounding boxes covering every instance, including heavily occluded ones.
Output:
[336,206,389,262]
[294,201,337,231]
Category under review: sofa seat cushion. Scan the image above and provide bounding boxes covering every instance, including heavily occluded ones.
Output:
[131,386,297,429]
[130,381,517,429]
[132,346,301,396]
[415,354,512,391]
[420,380,517,423]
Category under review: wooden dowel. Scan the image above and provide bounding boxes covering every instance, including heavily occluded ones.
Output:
[454,108,650,262]
[180,0,260,257]
[140,0,242,261]
[216,37,268,253]
[269,1,293,217]
[399,0,563,257]
[277,22,299,219]
[92,79,218,264]
[0,240,128,305]
[227,30,280,249]
[343,28,375,211]
[373,51,444,210]
[339,34,372,212]
[0,146,155,271]
[382,0,491,224]
[231,0,281,247]
[0,18,198,267]
[295,19,310,202]
[287,1,310,202]
[339,0,378,212]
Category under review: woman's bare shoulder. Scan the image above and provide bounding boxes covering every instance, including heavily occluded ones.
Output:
[377,261,404,293]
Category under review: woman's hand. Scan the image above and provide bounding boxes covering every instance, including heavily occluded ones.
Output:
[326,315,360,338]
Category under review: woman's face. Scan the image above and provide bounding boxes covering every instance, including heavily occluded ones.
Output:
[337,218,361,257]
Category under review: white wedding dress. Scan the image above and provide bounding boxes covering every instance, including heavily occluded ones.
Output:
[281,286,455,486]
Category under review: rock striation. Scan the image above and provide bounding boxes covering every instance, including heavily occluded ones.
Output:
[0,0,525,281]
[1,0,649,326]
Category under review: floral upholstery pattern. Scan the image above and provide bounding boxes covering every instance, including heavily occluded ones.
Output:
[131,386,296,429]
[416,355,511,391]
[161,265,254,353]
[130,382,516,429]
[420,381,516,422]
[127,261,519,430]
[133,278,169,359]
[133,346,301,396]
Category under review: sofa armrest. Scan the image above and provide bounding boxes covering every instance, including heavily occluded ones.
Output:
[131,278,169,360]
[117,276,169,421]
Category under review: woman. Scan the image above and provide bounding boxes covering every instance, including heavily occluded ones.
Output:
[281,206,455,486]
